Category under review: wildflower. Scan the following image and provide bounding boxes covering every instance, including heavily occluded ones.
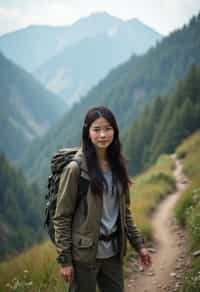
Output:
[12,279,20,290]
[5,283,11,288]
[25,281,33,286]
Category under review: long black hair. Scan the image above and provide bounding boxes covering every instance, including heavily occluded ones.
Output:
[82,106,131,195]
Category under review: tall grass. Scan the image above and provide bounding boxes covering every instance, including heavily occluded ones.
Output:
[130,154,175,240]
[0,241,68,292]
[175,130,200,292]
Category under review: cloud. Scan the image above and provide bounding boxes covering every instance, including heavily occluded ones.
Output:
[0,0,199,36]
[0,6,19,17]
[0,1,77,35]
[21,1,77,26]
[0,6,22,35]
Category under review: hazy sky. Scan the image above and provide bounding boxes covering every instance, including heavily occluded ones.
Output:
[0,0,200,36]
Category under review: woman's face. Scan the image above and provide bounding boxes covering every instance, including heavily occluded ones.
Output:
[89,117,114,151]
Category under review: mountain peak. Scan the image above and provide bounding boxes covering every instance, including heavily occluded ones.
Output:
[88,11,113,18]
[77,11,123,24]
[126,17,144,25]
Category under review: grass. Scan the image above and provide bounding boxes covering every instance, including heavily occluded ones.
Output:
[129,154,175,240]
[0,241,68,292]
[175,130,200,291]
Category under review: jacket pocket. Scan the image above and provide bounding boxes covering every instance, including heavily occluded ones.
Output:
[72,234,95,263]
[73,234,94,248]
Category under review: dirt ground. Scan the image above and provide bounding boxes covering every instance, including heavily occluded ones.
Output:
[125,155,190,292]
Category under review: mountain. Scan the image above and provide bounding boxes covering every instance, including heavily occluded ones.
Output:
[124,64,200,174]
[18,12,200,184]
[35,17,161,106]
[0,12,161,74]
[0,25,67,73]
[0,153,43,259]
[0,51,66,161]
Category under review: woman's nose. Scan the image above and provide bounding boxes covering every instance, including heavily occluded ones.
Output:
[100,130,106,137]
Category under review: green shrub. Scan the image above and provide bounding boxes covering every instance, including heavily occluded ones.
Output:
[181,258,200,292]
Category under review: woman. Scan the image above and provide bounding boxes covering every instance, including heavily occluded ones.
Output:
[54,106,151,292]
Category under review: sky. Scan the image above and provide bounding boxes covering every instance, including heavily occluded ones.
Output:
[0,0,200,36]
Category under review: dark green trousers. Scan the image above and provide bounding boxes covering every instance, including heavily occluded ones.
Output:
[68,254,124,292]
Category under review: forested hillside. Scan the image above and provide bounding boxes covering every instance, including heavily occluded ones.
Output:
[124,64,200,174]
[0,52,66,161]
[18,12,200,185]
[0,153,43,259]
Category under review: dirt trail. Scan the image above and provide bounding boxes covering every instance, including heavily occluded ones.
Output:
[126,154,190,292]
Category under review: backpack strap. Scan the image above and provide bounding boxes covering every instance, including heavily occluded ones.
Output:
[71,157,90,217]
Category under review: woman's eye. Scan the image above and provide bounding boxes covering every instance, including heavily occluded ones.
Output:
[92,127,112,132]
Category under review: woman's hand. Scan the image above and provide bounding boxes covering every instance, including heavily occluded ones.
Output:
[138,247,152,268]
[60,265,75,283]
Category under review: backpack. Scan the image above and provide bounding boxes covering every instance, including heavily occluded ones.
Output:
[44,147,89,243]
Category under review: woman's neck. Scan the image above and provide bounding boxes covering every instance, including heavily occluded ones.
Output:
[96,148,106,161]
[96,149,110,172]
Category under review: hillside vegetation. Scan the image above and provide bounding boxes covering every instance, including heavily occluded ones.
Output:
[175,131,200,291]
[124,64,200,175]
[0,153,43,259]
[0,52,65,161]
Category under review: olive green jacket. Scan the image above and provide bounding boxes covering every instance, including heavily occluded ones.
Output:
[53,148,144,266]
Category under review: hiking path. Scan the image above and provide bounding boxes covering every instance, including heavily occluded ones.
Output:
[125,154,190,292]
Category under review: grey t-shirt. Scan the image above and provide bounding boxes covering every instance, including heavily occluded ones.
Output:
[96,170,119,259]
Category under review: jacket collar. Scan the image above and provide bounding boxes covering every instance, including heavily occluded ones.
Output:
[74,147,90,180]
